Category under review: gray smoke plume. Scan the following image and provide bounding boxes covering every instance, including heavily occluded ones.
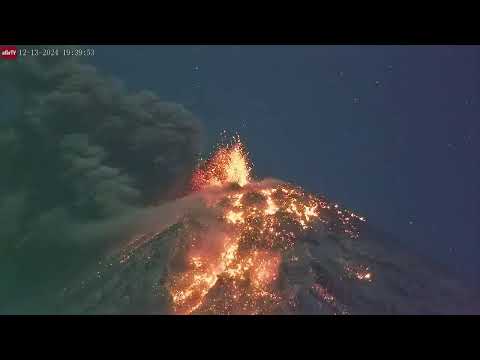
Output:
[0,46,204,313]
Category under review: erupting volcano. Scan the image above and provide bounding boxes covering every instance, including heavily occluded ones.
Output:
[62,135,479,315]
[166,136,367,314]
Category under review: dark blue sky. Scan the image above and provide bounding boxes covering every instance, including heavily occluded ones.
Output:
[89,45,480,283]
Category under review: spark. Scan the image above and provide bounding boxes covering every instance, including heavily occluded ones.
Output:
[344,264,373,282]
[225,210,245,224]
[191,135,251,190]
[164,136,367,314]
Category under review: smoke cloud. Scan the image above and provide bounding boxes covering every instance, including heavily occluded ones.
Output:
[0,46,204,313]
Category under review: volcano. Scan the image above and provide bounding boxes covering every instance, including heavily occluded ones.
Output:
[60,137,479,315]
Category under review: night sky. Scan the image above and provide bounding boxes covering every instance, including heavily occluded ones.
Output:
[89,45,480,284]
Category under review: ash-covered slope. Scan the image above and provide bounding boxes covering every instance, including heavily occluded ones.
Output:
[59,224,180,315]
[299,222,479,315]
[59,187,479,315]
[57,137,479,315]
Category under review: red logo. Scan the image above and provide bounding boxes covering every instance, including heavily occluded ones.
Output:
[0,46,17,60]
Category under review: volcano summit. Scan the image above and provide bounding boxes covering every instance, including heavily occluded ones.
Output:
[60,137,479,315]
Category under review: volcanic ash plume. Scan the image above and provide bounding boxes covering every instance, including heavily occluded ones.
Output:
[0,50,203,313]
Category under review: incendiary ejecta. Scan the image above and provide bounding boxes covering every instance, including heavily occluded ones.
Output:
[165,135,367,315]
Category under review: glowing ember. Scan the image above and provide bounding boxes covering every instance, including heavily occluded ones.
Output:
[165,135,368,314]
[192,136,252,190]
[359,272,372,280]
[226,210,245,224]
[344,264,373,282]
[168,237,240,314]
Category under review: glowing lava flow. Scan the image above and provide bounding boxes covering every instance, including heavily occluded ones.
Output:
[167,136,366,315]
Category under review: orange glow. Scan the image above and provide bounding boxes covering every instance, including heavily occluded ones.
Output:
[264,197,279,216]
[250,252,281,289]
[192,136,251,190]
[168,237,240,315]
[165,135,368,314]
[225,210,245,224]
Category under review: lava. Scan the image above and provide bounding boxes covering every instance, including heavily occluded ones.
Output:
[191,136,252,190]
[166,135,368,315]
